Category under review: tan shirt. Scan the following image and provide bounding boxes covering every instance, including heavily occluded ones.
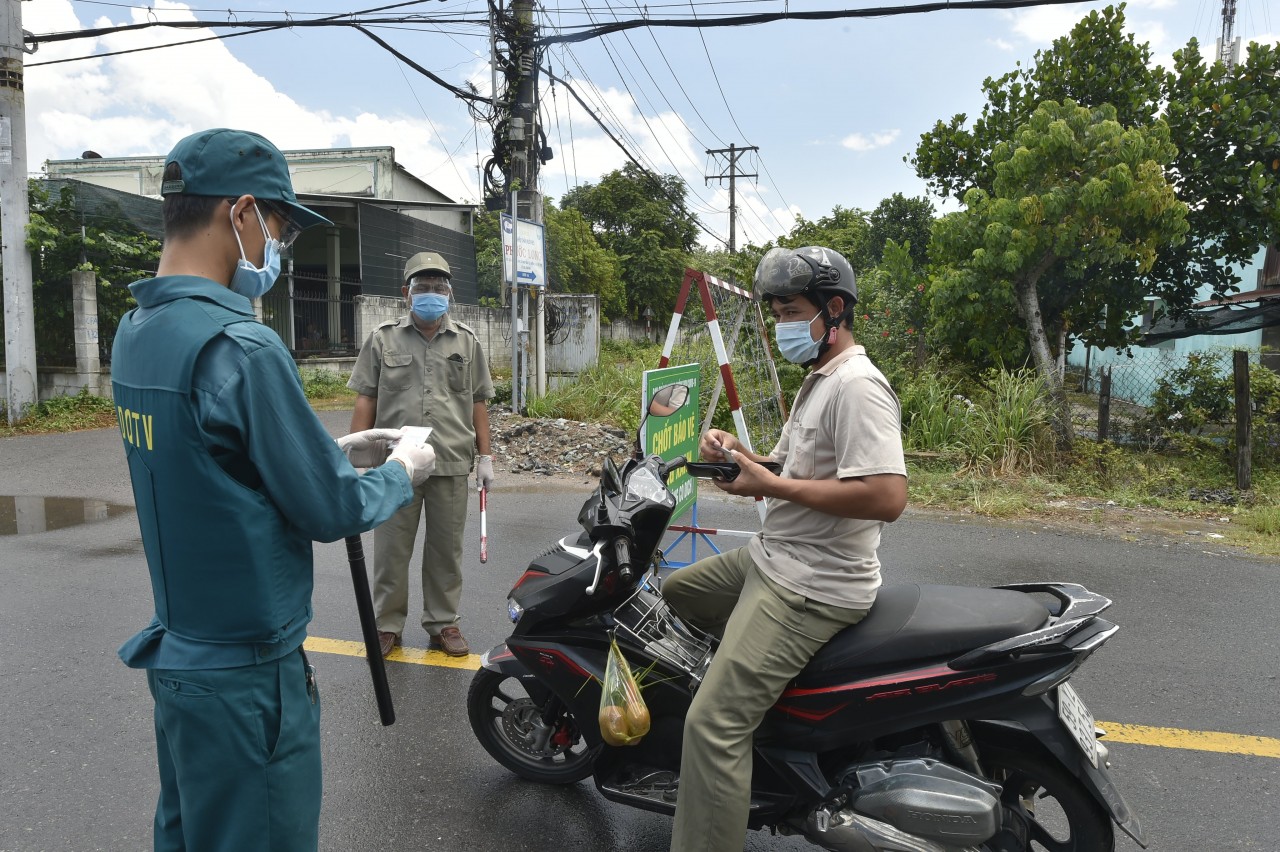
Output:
[348,314,494,477]
[748,345,906,609]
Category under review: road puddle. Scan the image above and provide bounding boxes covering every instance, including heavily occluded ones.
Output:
[0,496,133,535]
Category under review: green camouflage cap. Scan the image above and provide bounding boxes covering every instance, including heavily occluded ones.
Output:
[161,128,331,231]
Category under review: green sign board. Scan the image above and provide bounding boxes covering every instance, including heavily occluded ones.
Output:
[642,363,701,521]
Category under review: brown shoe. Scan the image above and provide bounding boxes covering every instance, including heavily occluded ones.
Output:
[378,631,400,658]
[428,625,469,656]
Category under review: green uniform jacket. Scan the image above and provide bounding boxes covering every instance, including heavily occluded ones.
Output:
[111,277,413,670]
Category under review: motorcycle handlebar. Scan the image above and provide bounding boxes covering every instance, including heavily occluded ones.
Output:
[614,537,633,583]
[659,456,687,481]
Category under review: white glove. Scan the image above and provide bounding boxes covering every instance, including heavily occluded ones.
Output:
[390,441,436,486]
[336,428,403,468]
[476,455,495,491]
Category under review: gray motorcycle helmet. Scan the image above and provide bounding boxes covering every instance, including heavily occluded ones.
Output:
[753,245,858,307]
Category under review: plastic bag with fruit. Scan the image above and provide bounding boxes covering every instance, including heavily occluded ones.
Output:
[598,636,651,746]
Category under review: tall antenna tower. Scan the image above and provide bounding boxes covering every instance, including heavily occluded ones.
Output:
[1217,0,1241,69]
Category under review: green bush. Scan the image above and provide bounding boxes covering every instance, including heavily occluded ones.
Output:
[298,368,352,400]
[0,387,118,435]
[1139,351,1280,467]
[897,368,1053,474]
[899,371,970,451]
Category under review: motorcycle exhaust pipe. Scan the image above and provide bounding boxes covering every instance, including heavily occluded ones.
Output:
[798,807,966,852]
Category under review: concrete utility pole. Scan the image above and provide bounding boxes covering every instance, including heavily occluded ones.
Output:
[705,144,758,255]
[491,0,549,409]
[1,0,36,424]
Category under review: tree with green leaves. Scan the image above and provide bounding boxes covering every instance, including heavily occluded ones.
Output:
[913,3,1280,349]
[561,163,699,318]
[1158,38,1280,306]
[473,202,626,318]
[21,180,160,364]
[868,194,934,268]
[930,99,1188,448]
[777,205,874,274]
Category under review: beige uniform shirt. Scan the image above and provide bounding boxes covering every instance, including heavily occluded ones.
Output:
[348,314,494,477]
[747,345,906,609]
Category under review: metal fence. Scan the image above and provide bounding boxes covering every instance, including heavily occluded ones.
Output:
[261,270,360,356]
[1067,348,1276,457]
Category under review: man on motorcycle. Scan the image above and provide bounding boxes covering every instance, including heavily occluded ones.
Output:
[662,246,908,852]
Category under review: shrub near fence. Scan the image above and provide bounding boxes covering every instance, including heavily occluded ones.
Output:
[1069,349,1279,468]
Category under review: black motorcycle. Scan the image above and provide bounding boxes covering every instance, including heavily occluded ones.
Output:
[468,385,1146,851]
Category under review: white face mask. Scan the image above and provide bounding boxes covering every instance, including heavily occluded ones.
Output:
[229,205,281,300]
[774,311,823,364]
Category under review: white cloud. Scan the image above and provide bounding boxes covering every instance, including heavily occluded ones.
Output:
[841,130,901,152]
[24,0,482,202]
[989,38,1015,52]
[1006,7,1091,45]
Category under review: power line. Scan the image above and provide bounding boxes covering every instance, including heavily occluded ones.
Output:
[28,26,275,67]
[535,0,1104,46]
[540,65,729,247]
[30,8,488,45]
[565,5,729,219]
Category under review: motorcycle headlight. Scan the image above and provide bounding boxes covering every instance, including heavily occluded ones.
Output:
[507,597,524,624]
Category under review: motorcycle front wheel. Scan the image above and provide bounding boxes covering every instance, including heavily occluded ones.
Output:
[467,668,594,784]
[978,742,1115,852]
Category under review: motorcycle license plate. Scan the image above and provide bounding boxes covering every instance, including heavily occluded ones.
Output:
[1057,682,1099,768]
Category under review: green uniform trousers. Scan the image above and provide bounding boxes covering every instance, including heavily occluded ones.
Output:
[372,473,470,636]
[662,547,868,852]
[149,648,321,852]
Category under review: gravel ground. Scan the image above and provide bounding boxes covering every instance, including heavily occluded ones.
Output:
[488,405,637,478]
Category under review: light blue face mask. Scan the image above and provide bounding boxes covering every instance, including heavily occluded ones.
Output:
[775,311,822,364]
[229,205,281,301]
[411,292,450,322]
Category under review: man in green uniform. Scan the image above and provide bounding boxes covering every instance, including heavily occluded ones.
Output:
[111,127,436,852]
[348,252,495,658]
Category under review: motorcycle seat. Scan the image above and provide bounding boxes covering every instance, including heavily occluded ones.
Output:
[795,584,1048,681]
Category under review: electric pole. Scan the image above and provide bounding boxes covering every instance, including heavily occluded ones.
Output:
[705,144,758,255]
[1,0,36,424]
[487,0,550,409]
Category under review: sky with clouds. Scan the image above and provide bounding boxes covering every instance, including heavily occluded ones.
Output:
[23,0,1280,249]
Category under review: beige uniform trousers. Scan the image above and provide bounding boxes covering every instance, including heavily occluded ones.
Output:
[663,546,868,852]
[372,473,470,636]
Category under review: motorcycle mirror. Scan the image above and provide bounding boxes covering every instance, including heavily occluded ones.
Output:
[649,384,690,417]
[635,384,692,457]
[601,454,623,494]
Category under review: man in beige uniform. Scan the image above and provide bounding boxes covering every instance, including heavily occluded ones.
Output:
[663,246,908,852]
[347,252,495,657]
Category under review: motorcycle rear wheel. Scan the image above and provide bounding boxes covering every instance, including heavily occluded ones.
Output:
[467,668,594,784]
[978,742,1115,852]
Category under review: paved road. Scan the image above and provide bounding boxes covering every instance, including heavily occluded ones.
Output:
[2,414,1277,851]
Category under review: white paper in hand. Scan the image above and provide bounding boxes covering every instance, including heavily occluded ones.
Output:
[396,426,433,448]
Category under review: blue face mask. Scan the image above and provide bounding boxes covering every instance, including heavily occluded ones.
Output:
[229,205,281,301]
[411,292,450,322]
[775,311,823,364]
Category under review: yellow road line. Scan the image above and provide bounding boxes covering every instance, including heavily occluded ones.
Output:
[1098,722,1280,759]
[302,636,1280,759]
[303,635,481,670]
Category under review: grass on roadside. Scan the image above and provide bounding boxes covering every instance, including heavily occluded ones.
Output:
[0,387,119,437]
[524,339,662,433]
[299,367,357,410]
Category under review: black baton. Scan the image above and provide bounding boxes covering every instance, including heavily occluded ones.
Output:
[345,534,395,726]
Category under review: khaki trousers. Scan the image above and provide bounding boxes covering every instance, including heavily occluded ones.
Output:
[662,547,868,852]
[372,473,470,636]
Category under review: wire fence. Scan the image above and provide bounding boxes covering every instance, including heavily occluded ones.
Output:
[1067,349,1278,468]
